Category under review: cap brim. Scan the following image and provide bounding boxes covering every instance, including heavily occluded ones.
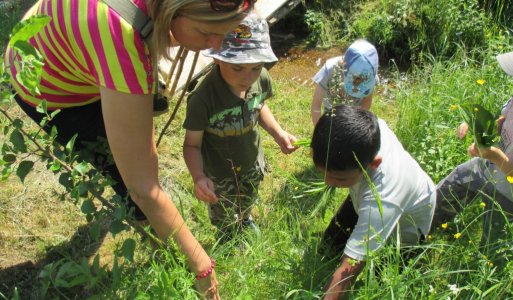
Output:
[497,52,513,76]
[202,49,278,64]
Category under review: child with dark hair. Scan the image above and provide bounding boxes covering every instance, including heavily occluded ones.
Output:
[311,105,436,299]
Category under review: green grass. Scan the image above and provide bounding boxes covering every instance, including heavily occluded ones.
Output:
[2,1,513,299]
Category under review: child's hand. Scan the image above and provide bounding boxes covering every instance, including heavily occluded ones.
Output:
[467,142,499,161]
[194,177,218,203]
[457,122,469,139]
[274,130,299,154]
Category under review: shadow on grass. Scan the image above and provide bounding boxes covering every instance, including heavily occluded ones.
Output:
[0,219,110,299]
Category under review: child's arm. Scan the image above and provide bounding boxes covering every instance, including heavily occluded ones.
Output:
[468,143,513,177]
[183,130,218,203]
[311,84,325,126]
[360,95,373,110]
[258,104,298,154]
[323,255,365,300]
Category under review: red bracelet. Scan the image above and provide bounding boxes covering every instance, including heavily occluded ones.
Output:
[195,257,215,280]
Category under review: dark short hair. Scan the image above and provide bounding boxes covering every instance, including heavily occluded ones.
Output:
[311,105,380,171]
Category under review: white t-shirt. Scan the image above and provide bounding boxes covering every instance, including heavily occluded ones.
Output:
[312,56,364,110]
[345,119,436,261]
[487,98,513,200]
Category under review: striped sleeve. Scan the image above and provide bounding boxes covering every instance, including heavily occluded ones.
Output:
[73,0,153,94]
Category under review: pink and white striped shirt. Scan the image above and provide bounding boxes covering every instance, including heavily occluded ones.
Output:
[4,0,154,109]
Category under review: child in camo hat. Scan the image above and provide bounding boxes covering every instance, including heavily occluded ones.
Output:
[183,13,297,240]
[311,39,379,125]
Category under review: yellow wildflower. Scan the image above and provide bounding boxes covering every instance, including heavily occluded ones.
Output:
[480,202,486,208]
[449,104,459,111]
[507,176,513,183]
[487,261,494,267]
[235,166,242,172]
[427,235,432,240]
[477,79,486,85]
[294,186,298,190]
[454,232,462,239]
[474,107,479,112]
[441,223,448,229]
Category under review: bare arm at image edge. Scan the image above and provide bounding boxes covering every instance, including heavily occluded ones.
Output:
[311,84,325,126]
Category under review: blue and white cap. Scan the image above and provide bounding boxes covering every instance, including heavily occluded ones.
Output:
[203,13,278,64]
[343,40,379,99]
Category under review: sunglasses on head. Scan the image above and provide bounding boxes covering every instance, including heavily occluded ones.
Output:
[209,0,254,12]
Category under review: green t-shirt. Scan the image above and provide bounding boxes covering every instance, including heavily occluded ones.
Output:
[183,65,273,182]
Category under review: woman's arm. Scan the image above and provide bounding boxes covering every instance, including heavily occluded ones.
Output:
[258,104,297,154]
[323,255,365,300]
[100,87,212,274]
[183,130,218,203]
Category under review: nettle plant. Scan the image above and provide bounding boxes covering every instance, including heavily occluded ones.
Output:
[0,16,165,295]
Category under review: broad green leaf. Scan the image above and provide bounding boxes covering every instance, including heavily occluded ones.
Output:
[66,134,77,154]
[12,118,23,129]
[58,172,73,189]
[49,160,61,172]
[10,129,27,153]
[114,206,126,220]
[10,15,51,47]
[13,40,44,96]
[36,99,47,114]
[2,154,16,165]
[121,238,136,262]
[16,160,34,183]
[81,199,96,214]
[460,104,500,147]
[73,161,88,175]
[2,165,13,180]
[109,220,128,236]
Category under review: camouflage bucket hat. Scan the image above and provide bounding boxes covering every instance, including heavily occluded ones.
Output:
[203,13,278,64]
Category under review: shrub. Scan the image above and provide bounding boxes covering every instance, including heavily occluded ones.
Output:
[349,0,491,66]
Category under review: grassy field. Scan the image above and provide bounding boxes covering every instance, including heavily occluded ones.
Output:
[2,1,513,299]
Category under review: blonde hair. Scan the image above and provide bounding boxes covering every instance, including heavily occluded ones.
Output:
[148,0,252,60]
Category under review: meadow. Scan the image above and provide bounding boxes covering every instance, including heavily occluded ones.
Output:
[1,0,513,299]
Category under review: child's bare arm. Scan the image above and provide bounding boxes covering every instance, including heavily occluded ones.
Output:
[360,95,373,110]
[258,104,298,154]
[323,255,365,300]
[311,84,325,126]
[183,130,218,203]
[468,143,513,177]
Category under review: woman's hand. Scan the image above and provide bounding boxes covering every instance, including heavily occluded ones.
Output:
[194,176,218,203]
[195,270,220,300]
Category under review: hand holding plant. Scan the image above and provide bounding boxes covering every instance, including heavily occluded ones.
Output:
[274,130,298,154]
[459,104,500,147]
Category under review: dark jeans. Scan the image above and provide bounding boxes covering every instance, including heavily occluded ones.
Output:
[435,158,513,249]
[15,96,146,220]
[320,195,359,256]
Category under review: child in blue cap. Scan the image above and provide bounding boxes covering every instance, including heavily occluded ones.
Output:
[183,14,298,239]
[311,39,379,125]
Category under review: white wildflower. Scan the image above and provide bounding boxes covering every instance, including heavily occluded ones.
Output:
[448,284,460,295]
